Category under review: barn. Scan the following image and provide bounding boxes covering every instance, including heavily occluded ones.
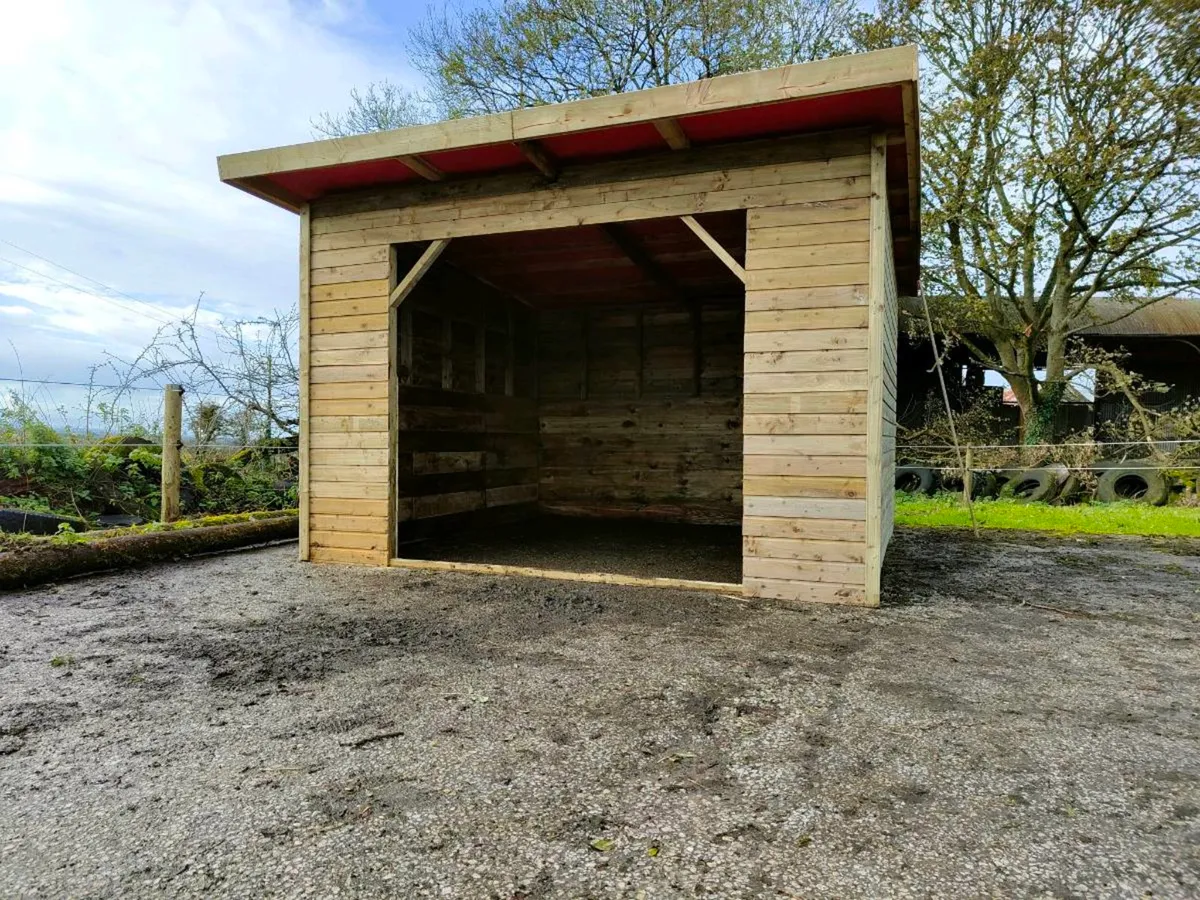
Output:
[217,46,919,607]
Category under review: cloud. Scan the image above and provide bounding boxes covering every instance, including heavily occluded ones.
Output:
[0,0,412,396]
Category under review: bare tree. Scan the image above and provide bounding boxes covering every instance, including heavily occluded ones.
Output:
[312,81,434,138]
[113,300,300,441]
[863,0,1200,442]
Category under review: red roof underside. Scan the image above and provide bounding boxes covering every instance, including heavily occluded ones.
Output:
[265,85,906,202]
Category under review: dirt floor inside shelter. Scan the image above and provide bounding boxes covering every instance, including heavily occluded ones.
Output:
[1,528,1198,898]
[403,516,743,583]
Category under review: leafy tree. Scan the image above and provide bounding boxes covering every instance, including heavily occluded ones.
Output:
[314,0,863,132]
[863,0,1200,442]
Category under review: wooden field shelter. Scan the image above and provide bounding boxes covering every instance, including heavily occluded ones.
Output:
[217,46,919,607]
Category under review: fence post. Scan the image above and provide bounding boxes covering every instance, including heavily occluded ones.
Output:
[963,446,974,505]
[161,384,183,523]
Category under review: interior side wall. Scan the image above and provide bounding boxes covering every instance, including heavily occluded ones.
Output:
[536,301,743,524]
[741,194,873,606]
[395,266,538,544]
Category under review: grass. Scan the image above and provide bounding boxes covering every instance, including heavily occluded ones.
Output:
[896,493,1200,538]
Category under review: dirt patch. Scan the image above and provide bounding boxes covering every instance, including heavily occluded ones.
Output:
[0,527,1197,897]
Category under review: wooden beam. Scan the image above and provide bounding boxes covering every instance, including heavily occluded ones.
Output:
[387,557,743,596]
[396,153,444,182]
[654,117,690,150]
[600,223,685,297]
[680,215,746,282]
[515,140,559,180]
[297,205,311,560]
[389,238,449,308]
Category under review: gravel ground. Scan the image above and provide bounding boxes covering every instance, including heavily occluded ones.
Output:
[1,527,1198,898]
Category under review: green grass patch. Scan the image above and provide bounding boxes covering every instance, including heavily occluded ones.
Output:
[896,493,1200,537]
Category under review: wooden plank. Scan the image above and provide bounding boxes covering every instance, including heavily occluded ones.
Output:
[680,215,746,282]
[742,475,867,499]
[299,204,311,561]
[743,328,867,352]
[310,297,387,319]
[744,308,869,333]
[310,514,390,534]
[311,313,389,335]
[743,413,868,435]
[309,364,390,384]
[311,530,389,551]
[747,198,871,229]
[311,498,389,517]
[309,415,389,432]
[310,546,389,565]
[309,430,390,449]
[743,454,866,478]
[311,448,389,466]
[515,140,559,179]
[742,515,866,542]
[654,117,690,149]
[744,496,867,520]
[309,464,390,481]
[387,557,743,595]
[743,391,868,414]
[311,279,390,303]
[745,262,870,292]
[486,484,539,506]
[397,153,444,181]
[744,285,867,311]
[390,238,450,307]
[744,556,866,583]
[743,577,868,606]
[311,261,390,285]
[310,381,389,401]
[310,347,389,367]
[743,349,868,374]
[745,242,869,271]
[743,371,863,394]
[742,535,866,564]
[746,221,870,250]
[310,245,390,269]
[744,434,867,456]
[310,480,390,500]
[219,47,914,180]
[311,330,390,351]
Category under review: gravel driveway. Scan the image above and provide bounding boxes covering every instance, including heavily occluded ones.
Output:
[1,528,1198,898]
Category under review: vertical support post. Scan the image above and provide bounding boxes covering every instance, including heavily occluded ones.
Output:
[963,446,974,505]
[298,205,312,560]
[160,384,183,523]
[505,303,516,397]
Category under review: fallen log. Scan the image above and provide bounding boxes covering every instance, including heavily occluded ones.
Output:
[0,515,298,591]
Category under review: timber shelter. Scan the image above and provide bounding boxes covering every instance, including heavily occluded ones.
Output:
[217,45,919,607]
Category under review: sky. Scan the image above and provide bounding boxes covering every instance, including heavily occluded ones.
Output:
[0,0,433,426]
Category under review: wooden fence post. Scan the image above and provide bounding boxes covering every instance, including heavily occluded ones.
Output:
[161,384,183,523]
[963,446,974,505]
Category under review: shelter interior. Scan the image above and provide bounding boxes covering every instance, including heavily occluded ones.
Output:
[393,212,750,564]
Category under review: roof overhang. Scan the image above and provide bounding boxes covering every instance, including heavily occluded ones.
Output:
[218,45,920,292]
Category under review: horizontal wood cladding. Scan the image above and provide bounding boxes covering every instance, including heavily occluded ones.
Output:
[741,195,874,607]
[307,133,872,249]
[536,300,742,523]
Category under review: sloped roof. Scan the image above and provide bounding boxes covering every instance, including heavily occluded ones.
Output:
[217,46,920,293]
[1073,298,1200,337]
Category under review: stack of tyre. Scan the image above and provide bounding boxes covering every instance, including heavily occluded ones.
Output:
[895,461,1184,505]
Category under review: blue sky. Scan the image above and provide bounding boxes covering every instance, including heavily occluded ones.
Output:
[0,0,440,425]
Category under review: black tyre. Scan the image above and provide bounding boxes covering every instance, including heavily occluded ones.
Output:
[895,466,936,495]
[1002,468,1058,503]
[940,470,998,499]
[1095,468,1171,506]
[0,509,89,535]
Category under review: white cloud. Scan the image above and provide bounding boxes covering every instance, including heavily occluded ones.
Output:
[0,0,412,389]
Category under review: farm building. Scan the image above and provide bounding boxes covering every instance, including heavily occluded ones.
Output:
[217,46,920,607]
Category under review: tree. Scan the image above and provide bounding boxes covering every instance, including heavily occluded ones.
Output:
[312,81,433,139]
[114,300,300,441]
[863,0,1200,442]
[315,0,863,129]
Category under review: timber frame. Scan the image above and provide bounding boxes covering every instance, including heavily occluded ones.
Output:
[221,47,916,608]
